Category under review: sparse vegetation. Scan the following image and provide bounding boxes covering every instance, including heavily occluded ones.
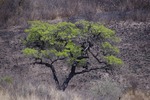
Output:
[0,84,84,100]
[0,0,150,28]
[120,90,150,100]
[90,77,122,100]
[0,76,13,84]
[0,0,150,100]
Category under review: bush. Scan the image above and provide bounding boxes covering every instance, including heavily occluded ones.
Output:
[90,77,122,100]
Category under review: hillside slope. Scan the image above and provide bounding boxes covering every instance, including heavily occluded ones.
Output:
[0,20,150,100]
[0,0,150,99]
[0,0,150,28]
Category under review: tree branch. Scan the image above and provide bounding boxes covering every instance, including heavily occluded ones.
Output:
[88,49,113,73]
[51,57,66,65]
[33,61,61,89]
[88,49,105,64]
[61,61,77,91]
[75,67,102,75]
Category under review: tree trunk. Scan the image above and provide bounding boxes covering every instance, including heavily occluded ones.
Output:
[44,63,61,90]
[39,61,77,91]
[61,63,76,91]
[50,65,61,90]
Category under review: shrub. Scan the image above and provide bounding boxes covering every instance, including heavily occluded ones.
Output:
[90,77,122,100]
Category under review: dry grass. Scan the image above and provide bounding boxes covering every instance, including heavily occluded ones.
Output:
[0,0,150,28]
[1,80,149,100]
[90,77,122,100]
[0,84,83,100]
[120,90,150,100]
[0,0,96,27]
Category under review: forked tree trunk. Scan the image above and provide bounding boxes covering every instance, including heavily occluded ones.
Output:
[61,64,76,91]
[43,62,77,91]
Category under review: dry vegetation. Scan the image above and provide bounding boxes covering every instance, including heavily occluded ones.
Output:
[120,90,150,100]
[0,89,149,100]
[0,20,149,100]
[0,85,83,100]
[0,0,150,100]
[0,0,150,28]
[0,77,149,100]
[0,76,121,100]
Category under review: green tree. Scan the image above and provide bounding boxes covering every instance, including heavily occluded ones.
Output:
[23,20,123,91]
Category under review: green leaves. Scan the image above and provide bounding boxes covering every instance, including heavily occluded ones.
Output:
[99,25,115,39]
[104,55,123,66]
[102,42,120,54]
[23,48,39,57]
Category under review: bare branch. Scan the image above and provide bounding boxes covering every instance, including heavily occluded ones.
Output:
[51,57,66,65]
[75,67,102,75]
[88,49,104,64]
[77,55,89,60]
[33,61,61,89]
[33,61,52,67]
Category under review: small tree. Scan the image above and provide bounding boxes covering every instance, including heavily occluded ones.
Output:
[23,20,123,91]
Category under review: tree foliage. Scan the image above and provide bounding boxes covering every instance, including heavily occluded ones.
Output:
[23,20,123,90]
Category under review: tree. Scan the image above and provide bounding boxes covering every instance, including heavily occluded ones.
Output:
[23,20,123,91]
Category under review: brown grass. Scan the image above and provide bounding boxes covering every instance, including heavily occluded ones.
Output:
[120,90,150,100]
[0,85,83,100]
[0,0,150,28]
[1,82,149,100]
[0,0,95,27]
